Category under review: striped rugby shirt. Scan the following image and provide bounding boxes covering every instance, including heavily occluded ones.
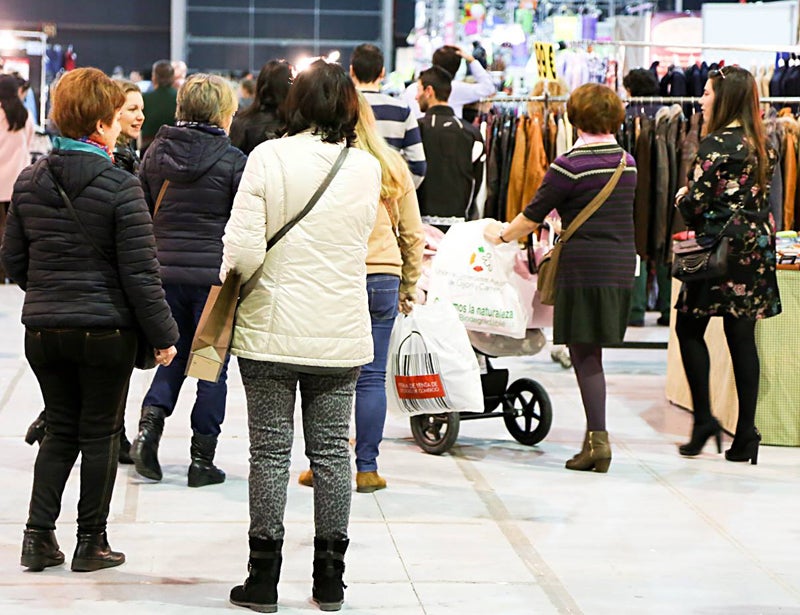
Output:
[361,90,427,188]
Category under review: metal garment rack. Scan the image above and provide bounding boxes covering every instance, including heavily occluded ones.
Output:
[479,91,800,349]
[481,95,800,105]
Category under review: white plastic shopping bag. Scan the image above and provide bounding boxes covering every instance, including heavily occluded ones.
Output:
[427,220,531,338]
[386,302,483,417]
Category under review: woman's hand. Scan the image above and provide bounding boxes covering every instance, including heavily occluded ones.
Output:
[675,186,689,206]
[399,292,415,315]
[544,214,562,236]
[483,220,505,246]
[155,346,177,367]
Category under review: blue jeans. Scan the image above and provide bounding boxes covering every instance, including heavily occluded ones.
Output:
[354,274,400,473]
[142,283,231,436]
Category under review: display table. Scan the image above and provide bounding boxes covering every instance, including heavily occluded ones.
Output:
[665,270,800,446]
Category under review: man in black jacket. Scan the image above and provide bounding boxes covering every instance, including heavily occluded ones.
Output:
[415,66,484,231]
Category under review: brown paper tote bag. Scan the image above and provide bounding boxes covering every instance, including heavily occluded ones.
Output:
[185,272,242,383]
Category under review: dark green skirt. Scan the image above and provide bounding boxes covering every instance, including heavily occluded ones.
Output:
[553,286,632,346]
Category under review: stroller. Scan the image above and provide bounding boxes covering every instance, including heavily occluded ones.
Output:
[408,225,554,455]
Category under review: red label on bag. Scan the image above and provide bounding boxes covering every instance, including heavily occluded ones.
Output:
[395,374,446,399]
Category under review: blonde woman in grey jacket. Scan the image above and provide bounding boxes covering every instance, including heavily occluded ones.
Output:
[222,61,380,613]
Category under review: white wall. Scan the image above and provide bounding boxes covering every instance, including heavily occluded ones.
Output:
[702,1,797,67]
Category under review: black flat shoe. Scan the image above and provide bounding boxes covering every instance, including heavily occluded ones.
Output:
[679,419,722,457]
[25,411,47,446]
[20,529,65,571]
[118,432,133,465]
[71,531,125,572]
[725,429,761,465]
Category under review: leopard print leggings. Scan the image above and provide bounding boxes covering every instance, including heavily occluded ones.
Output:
[239,359,359,541]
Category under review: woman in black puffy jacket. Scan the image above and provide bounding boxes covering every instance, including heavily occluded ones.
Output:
[24,78,148,461]
[131,73,246,488]
[1,68,179,573]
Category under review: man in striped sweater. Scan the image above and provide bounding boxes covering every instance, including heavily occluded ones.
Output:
[350,44,426,188]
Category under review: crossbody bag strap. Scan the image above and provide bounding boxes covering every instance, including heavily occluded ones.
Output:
[53,177,114,265]
[153,180,170,218]
[559,152,627,245]
[266,146,349,251]
[239,146,349,301]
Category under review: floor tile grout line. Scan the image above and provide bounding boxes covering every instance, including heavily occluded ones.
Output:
[373,493,429,615]
[0,363,27,417]
[118,470,141,523]
[615,439,800,601]
[450,445,585,615]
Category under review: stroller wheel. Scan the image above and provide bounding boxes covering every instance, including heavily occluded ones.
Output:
[409,412,460,455]
[502,378,552,446]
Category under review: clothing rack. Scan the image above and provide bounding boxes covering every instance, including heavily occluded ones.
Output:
[567,39,800,55]
[482,95,800,105]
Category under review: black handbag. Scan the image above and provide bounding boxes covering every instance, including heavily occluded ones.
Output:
[671,213,736,282]
[53,177,157,370]
[671,235,731,282]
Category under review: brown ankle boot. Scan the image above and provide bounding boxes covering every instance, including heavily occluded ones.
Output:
[567,432,588,463]
[356,471,386,493]
[298,469,314,487]
[565,431,611,473]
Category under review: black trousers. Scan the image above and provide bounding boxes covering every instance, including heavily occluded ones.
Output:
[24,327,136,532]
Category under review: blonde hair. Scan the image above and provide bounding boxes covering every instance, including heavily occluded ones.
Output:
[176,73,237,126]
[528,78,569,116]
[354,91,409,205]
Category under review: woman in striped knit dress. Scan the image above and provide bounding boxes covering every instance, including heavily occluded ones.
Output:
[485,83,637,473]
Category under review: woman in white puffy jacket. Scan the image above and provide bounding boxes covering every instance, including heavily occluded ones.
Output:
[221,60,380,614]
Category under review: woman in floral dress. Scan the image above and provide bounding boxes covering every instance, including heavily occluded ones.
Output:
[674,66,780,464]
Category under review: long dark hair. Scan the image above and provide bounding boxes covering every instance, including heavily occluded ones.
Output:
[284,60,358,146]
[0,74,28,132]
[239,60,292,120]
[706,66,768,192]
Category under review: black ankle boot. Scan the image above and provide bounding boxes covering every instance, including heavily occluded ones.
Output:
[118,430,133,465]
[725,428,761,465]
[25,410,47,446]
[312,537,349,612]
[679,418,722,457]
[130,406,166,480]
[71,531,125,572]
[20,528,65,571]
[230,537,283,613]
[188,431,225,487]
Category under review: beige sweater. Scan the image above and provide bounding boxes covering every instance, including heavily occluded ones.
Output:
[366,169,425,296]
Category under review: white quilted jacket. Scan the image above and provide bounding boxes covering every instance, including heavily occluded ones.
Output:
[221,132,381,367]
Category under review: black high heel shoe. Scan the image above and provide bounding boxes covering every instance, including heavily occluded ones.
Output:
[725,429,761,465]
[678,419,722,457]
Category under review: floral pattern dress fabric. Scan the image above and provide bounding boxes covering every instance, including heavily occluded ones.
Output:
[675,127,781,320]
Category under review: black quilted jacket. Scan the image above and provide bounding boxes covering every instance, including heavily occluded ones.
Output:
[139,124,247,286]
[0,147,179,349]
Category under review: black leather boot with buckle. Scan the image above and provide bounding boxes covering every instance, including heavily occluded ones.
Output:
[230,537,283,613]
[311,537,349,612]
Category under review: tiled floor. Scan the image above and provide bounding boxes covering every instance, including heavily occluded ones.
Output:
[1,285,798,614]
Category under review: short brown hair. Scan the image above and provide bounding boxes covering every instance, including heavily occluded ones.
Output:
[51,67,125,139]
[176,73,237,126]
[566,83,625,135]
[152,60,174,89]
